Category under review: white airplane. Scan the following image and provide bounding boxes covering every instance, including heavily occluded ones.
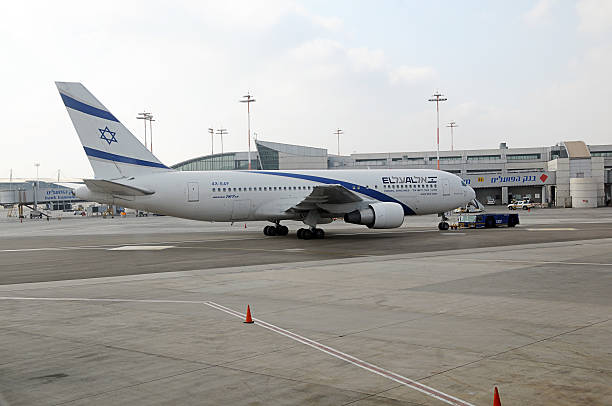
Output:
[57,82,475,239]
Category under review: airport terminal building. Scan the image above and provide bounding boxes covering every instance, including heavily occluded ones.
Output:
[172,139,612,208]
[170,141,328,172]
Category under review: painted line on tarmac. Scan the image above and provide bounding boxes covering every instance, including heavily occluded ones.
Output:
[454,258,612,267]
[0,296,212,304]
[205,301,475,406]
[0,296,474,406]
[174,245,364,257]
[0,247,106,253]
[0,230,432,253]
[332,229,435,237]
[526,228,577,231]
[0,237,263,253]
[0,229,439,253]
[174,246,316,254]
[108,245,175,251]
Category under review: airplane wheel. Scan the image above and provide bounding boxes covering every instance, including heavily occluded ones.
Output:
[301,229,313,240]
[277,225,289,236]
[297,228,304,239]
[313,228,325,239]
[264,225,276,236]
[438,222,449,231]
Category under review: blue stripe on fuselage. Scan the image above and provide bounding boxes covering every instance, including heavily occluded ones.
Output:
[83,147,169,169]
[249,171,416,215]
[60,93,119,122]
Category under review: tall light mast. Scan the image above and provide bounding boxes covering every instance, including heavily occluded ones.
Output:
[333,129,343,156]
[216,128,228,154]
[208,128,214,155]
[137,111,151,149]
[239,93,256,170]
[428,92,447,170]
[148,114,155,153]
[446,121,458,152]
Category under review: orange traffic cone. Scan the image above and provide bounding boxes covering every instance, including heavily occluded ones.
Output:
[493,386,501,406]
[244,305,254,324]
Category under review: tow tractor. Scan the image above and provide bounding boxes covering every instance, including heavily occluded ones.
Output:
[455,212,519,229]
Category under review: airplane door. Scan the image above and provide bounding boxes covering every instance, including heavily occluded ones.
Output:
[442,179,450,196]
[231,200,251,220]
[187,182,199,202]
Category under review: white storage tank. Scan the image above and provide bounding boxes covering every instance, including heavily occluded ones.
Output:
[570,178,598,208]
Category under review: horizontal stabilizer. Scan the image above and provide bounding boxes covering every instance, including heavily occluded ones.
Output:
[83,179,155,196]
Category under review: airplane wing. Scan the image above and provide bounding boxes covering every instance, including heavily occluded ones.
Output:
[83,179,155,196]
[287,184,365,213]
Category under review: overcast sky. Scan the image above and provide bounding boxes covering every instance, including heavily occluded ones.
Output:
[1,0,611,179]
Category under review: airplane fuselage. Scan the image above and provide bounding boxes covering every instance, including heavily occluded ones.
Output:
[77,168,474,223]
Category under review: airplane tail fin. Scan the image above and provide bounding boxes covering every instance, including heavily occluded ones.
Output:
[56,82,172,179]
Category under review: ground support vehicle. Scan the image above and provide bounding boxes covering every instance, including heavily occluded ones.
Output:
[508,200,535,210]
[29,210,43,219]
[457,213,519,229]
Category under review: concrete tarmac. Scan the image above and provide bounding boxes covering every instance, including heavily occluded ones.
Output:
[1,207,612,405]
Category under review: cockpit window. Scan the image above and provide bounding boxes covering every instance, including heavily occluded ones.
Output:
[460,180,467,187]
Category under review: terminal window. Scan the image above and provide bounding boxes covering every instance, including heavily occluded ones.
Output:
[467,155,501,161]
[355,158,387,166]
[429,156,461,161]
[506,153,541,160]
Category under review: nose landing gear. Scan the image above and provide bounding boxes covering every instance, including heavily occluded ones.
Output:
[438,212,450,231]
[438,221,450,230]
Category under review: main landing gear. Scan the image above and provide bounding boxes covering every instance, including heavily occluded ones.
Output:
[262,222,326,239]
[296,228,325,240]
[438,212,450,231]
[263,224,289,236]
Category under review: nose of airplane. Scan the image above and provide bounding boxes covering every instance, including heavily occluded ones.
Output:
[469,186,476,200]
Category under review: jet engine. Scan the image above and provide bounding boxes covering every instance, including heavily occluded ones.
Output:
[343,202,405,229]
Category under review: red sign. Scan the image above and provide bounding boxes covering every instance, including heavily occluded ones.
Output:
[540,174,548,182]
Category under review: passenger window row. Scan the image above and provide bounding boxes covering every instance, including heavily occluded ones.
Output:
[212,185,315,192]
[210,183,437,193]
[387,184,437,189]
